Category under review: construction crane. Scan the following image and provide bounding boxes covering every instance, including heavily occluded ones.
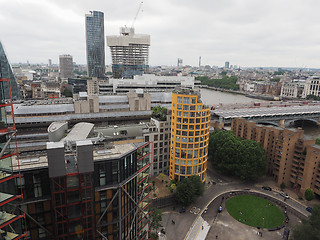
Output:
[131,1,143,28]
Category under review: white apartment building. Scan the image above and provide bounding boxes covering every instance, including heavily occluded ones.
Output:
[302,76,320,98]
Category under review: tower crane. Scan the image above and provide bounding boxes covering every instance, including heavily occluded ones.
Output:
[131,1,143,28]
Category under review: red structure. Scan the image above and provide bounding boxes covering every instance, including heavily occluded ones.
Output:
[0,78,27,239]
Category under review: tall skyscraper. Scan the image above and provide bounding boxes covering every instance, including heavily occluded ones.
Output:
[107,27,150,79]
[59,54,73,79]
[85,11,105,78]
[0,41,21,99]
[169,89,210,182]
[225,61,230,69]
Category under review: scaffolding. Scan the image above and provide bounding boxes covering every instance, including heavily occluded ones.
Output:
[0,78,27,239]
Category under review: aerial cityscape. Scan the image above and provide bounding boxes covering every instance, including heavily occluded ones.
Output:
[0,1,320,240]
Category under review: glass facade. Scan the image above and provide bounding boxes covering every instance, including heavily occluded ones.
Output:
[169,91,210,182]
[0,41,21,99]
[85,11,105,78]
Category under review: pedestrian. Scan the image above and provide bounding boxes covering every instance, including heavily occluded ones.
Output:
[172,220,175,224]
[216,235,218,239]
[202,226,204,230]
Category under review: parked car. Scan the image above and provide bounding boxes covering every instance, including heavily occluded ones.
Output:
[306,207,312,213]
[262,186,272,191]
[179,207,186,213]
[280,191,289,199]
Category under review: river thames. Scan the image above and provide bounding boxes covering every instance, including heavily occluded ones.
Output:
[200,88,320,139]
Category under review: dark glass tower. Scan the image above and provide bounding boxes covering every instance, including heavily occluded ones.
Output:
[0,41,21,99]
[85,11,105,79]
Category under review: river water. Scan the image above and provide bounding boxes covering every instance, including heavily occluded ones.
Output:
[200,88,320,139]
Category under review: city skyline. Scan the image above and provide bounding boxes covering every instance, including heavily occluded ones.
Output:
[1,0,320,68]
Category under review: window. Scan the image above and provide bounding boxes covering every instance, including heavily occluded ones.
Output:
[183,105,189,111]
[177,104,182,110]
[178,97,183,103]
[191,97,196,104]
[197,105,202,110]
[183,112,188,117]
[177,111,182,116]
[184,97,189,104]
[181,150,186,158]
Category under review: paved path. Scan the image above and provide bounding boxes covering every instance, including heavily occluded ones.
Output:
[160,166,312,240]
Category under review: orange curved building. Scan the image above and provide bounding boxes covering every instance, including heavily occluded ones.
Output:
[169,89,210,182]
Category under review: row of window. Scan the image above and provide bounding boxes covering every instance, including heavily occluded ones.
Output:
[177,96,198,104]
[174,164,205,175]
[174,123,209,130]
[174,148,207,159]
[174,158,207,166]
[174,135,209,143]
[176,116,209,123]
[174,142,208,149]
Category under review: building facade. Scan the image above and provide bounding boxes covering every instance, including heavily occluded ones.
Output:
[0,78,27,238]
[15,135,151,239]
[85,11,105,79]
[144,116,171,176]
[0,41,21,99]
[59,54,74,79]
[169,89,210,182]
[302,76,320,98]
[231,118,320,196]
[107,27,150,79]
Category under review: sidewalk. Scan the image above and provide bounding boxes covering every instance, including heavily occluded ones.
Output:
[185,216,211,240]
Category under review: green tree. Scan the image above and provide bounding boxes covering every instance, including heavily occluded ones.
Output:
[280,182,286,190]
[196,75,239,90]
[151,208,162,232]
[62,88,73,97]
[293,204,320,240]
[270,77,280,82]
[304,188,315,201]
[152,106,167,121]
[208,130,266,181]
[174,175,204,206]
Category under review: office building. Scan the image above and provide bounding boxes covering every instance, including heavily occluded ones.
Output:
[85,11,105,78]
[0,41,21,99]
[231,118,320,197]
[225,61,230,69]
[144,115,171,176]
[0,78,27,238]
[169,89,210,182]
[59,54,74,79]
[107,27,150,79]
[15,122,151,239]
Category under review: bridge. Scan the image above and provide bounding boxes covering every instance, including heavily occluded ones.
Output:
[212,104,320,127]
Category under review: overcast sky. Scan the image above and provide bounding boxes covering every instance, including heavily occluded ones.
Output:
[1,0,320,68]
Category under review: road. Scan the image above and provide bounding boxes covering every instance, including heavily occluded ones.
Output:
[160,167,311,240]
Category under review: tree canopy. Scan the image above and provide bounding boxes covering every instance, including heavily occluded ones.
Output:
[174,175,204,206]
[151,208,162,232]
[196,76,239,90]
[293,204,320,240]
[304,188,315,201]
[151,106,167,121]
[208,130,267,181]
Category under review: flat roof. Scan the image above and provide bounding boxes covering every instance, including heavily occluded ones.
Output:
[61,122,94,142]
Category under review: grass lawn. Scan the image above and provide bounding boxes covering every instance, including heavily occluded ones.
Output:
[226,195,285,229]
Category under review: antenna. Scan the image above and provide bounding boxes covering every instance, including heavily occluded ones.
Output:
[131,1,143,28]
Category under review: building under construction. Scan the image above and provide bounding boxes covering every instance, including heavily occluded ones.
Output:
[107,27,150,79]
